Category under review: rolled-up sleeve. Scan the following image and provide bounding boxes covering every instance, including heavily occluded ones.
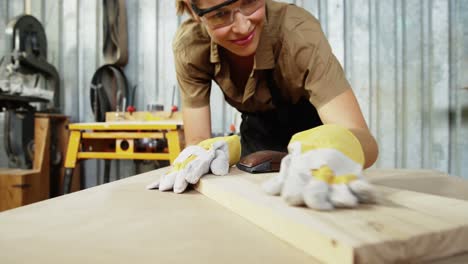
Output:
[173,22,213,108]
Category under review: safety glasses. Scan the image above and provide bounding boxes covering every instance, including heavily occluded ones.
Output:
[191,0,264,29]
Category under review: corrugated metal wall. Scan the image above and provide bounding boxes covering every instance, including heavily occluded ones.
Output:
[1,0,467,186]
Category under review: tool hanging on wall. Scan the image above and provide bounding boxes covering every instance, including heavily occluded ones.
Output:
[79,0,130,187]
[90,64,129,122]
[102,0,128,66]
[0,15,61,169]
[90,0,129,122]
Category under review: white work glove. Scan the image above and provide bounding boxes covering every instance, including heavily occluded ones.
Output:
[146,135,241,193]
[262,124,376,210]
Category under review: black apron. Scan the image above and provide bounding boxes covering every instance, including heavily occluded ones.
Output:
[240,71,322,157]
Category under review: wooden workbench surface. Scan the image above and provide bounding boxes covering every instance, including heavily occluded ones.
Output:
[68,120,183,130]
[0,168,467,264]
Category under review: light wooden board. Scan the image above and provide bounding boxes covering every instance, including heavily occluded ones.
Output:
[1,167,467,264]
[0,168,319,264]
[195,168,468,264]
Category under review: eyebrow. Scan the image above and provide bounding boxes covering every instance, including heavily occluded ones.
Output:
[191,0,238,17]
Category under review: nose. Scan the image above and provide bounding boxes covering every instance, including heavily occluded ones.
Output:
[231,11,251,34]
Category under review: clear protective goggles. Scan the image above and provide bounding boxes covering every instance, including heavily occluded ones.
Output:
[191,0,264,29]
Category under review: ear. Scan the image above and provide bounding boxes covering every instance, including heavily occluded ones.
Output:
[183,0,202,22]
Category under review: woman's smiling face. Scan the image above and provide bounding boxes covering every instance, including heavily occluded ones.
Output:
[194,0,266,57]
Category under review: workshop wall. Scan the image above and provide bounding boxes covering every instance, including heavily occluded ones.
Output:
[0,0,467,185]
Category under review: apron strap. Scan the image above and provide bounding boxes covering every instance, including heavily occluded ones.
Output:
[239,69,323,156]
[265,69,285,108]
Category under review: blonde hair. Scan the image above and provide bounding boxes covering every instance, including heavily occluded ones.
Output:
[176,0,195,16]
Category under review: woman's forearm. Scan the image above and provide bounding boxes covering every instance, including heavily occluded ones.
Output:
[182,105,212,146]
[349,128,379,169]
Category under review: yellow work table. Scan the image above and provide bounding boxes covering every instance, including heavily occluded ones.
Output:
[63,120,183,194]
[0,168,467,263]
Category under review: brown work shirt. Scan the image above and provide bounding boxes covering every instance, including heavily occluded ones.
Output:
[173,0,350,113]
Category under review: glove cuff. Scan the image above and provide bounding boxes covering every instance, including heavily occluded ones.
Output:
[289,124,365,166]
[197,135,241,166]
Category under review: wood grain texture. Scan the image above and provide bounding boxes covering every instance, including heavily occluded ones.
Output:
[0,168,319,264]
[195,168,468,264]
[0,169,31,210]
[0,167,467,263]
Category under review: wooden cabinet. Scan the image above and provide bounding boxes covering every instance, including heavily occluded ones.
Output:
[0,114,79,212]
[0,168,47,211]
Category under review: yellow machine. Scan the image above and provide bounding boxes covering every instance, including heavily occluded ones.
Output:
[63,112,183,194]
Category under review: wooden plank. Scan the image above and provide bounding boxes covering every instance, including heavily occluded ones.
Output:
[0,167,467,263]
[0,169,320,264]
[194,168,468,264]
